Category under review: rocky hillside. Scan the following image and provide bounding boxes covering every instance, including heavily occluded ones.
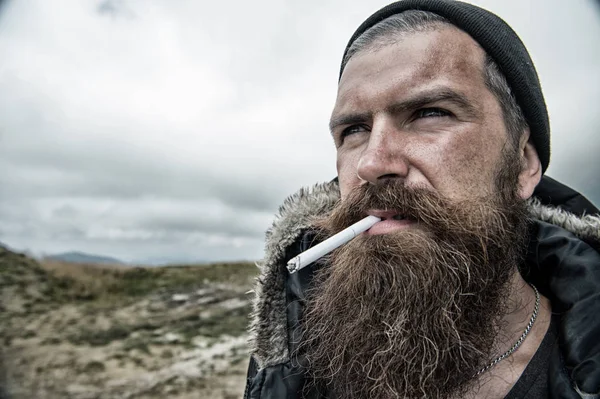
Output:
[0,246,257,399]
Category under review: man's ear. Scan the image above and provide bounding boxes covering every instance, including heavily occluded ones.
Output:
[517,129,542,200]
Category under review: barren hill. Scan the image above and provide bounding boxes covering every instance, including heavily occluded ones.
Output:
[0,246,257,399]
[43,251,125,266]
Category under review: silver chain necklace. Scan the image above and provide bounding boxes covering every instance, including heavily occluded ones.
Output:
[474,284,540,377]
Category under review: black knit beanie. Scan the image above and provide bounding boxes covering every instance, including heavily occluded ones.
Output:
[340,0,551,173]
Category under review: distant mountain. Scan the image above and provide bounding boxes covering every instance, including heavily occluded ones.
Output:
[45,251,125,265]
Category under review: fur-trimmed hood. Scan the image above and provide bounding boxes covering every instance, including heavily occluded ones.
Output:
[249,181,340,369]
[247,178,600,398]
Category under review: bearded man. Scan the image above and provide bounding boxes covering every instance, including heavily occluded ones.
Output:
[243,1,600,398]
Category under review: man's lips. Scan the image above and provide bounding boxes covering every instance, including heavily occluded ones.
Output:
[365,209,415,235]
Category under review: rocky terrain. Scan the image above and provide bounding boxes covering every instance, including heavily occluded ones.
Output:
[0,246,257,399]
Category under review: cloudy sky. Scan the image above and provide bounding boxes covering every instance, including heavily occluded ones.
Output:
[0,0,599,264]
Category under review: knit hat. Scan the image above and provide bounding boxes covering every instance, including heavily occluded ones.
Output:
[340,0,551,173]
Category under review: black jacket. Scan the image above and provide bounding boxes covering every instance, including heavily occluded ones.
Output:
[244,176,600,399]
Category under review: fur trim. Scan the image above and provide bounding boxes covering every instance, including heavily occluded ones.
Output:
[248,180,600,369]
[248,181,340,369]
[528,197,600,242]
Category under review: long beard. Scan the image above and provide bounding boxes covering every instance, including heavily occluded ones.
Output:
[297,175,529,398]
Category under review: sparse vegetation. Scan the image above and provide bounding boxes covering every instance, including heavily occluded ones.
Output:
[81,360,106,374]
[161,349,174,359]
[0,246,256,399]
[36,257,256,304]
[122,338,151,354]
[68,324,131,346]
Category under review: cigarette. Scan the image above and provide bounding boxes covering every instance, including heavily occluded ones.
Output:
[287,215,381,273]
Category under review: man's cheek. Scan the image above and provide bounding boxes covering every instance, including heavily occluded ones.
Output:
[337,157,361,198]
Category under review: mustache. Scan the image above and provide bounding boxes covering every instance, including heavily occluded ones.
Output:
[314,180,528,255]
[322,181,505,234]
[342,181,447,218]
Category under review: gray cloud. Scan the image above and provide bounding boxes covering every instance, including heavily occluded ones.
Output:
[0,0,598,263]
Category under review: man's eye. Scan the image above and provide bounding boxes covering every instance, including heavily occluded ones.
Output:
[415,108,450,118]
[341,125,368,137]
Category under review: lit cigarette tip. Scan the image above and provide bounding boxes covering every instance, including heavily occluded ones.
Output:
[286,215,381,274]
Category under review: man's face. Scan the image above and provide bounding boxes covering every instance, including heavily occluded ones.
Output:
[331,26,511,210]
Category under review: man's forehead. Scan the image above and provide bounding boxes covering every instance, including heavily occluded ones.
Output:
[334,26,487,112]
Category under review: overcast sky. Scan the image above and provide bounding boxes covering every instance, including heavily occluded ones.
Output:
[0,0,599,264]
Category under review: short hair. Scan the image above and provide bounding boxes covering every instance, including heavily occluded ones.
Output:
[341,10,528,149]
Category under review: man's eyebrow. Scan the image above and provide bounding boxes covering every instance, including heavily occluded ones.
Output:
[329,89,480,133]
[386,89,480,118]
[329,112,372,133]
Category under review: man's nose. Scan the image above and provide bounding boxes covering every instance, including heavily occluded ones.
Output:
[356,120,409,184]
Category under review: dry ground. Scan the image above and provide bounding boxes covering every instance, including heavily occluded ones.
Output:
[0,247,257,399]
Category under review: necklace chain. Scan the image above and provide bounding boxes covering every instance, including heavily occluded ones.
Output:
[474,284,540,377]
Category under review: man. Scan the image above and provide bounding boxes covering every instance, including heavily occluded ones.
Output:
[244,1,600,398]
